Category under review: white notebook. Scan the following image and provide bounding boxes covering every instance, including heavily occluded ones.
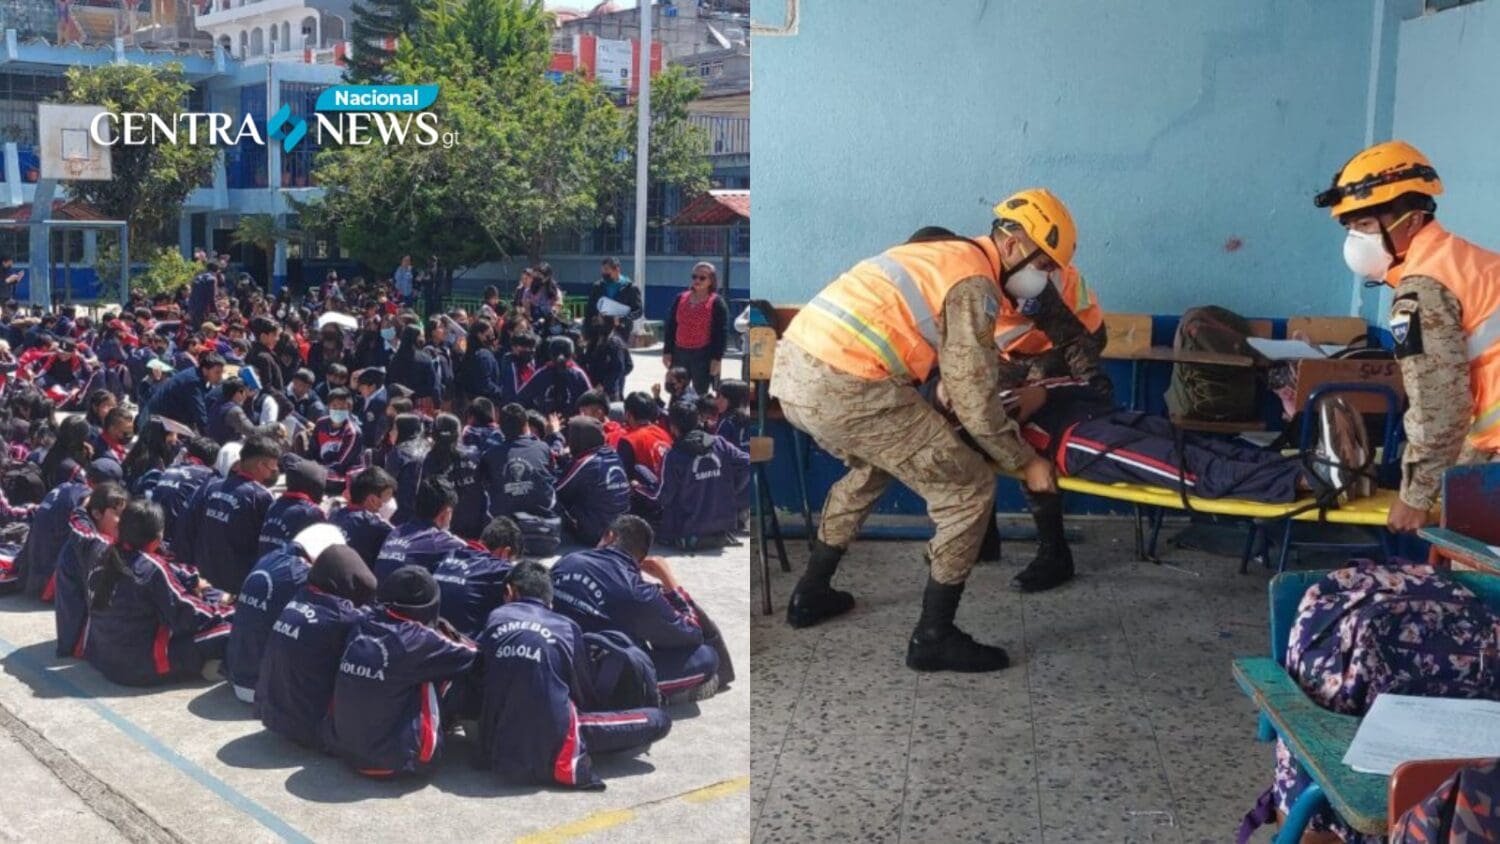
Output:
[1342,694,1500,775]
[1247,338,1345,360]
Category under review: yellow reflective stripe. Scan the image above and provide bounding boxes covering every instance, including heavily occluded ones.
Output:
[1472,398,1500,438]
[1074,273,1090,311]
[1467,312,1500,362]
[808,295,911,381]
[865,253,941,349]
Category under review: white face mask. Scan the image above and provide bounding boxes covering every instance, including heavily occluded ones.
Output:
[1004,265,1051,300]
[377,496,397,521]
[1343,229,1393,280]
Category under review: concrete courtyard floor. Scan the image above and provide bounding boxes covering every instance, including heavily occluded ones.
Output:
[751,518,1281,844]
[0,344,750,842]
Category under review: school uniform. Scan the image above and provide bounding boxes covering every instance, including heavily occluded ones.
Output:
[332,508,392,568]
[322,608,478,776]
[53,510,109,658]
[478,599,670,789]
[372,520,470,582]
[224,544,310,702]
[425,447,487,539]
[257,493,325,557]
[15,481,88,600]
[461,424,503,452]
[555,447,631,547]
[178,472,274,589]
[310,417,364,479]
[515,362,593,417]
[652,431,751,546]
[384,440,429,526]
[551,547,720,699]
[481,438,561,556]
[255,586,368,748]
[145,366,211,433]
[85,549,234,687]
[360,387,390,448]
[148,462,216,553]
[496,353,535,403]
[431,549,512,639]
[288,389,326,423]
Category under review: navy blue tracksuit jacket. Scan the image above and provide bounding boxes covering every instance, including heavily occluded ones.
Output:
[478,599,670,789]
[653,431,751,545]
[146,366,211,433]
[551,548,719,695]
[256,586,367,749]
[431,549,512,639]
[179,472,273,589]
[148,462,216,553]
[224,545,310,700]
[323,608,478,776]
[425,447,486,540]
[15,481,87,599]
[54,510,108,658]
[85,550,234,687]
[372,520,470,582]
[555,448,631,547]
[515,363,592,417]
[257,494,326,558]
[332,508,392,568]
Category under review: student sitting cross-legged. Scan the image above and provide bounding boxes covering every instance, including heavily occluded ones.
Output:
[431,515,520,640]
[224,523,347,703]
[256,458,329,557]
[323,565,478,777]
[551,515,733,705]
[16,458,123,601]
[255,543,377,750]
[373,476,470,581]
[649,401,750,550]
[85,500,235,686]
[53,482,127,659]
[147,436,220,555]
[478,560,671,790]
[556,416,631,547]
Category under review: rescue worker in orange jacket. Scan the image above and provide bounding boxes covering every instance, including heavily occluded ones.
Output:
[1315,141,1500,532]
[769,188,1074,673]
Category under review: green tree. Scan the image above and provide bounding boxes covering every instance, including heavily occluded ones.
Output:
[627,65,711,207]
[59,63,219,249]
[230,213,298,281]
[345,0,429,84]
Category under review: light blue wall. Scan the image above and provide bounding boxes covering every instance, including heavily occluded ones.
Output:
[751,0,1386,317]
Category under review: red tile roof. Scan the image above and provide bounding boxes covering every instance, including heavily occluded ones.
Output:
[670,190,749,226]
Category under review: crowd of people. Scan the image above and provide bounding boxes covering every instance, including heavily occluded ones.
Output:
[0,251,749,789]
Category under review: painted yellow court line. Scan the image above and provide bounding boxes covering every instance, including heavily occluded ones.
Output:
[514,776,749,843]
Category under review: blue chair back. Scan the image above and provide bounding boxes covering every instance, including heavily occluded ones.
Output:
[1268,569,1500,666]
[1441,463,1500,545]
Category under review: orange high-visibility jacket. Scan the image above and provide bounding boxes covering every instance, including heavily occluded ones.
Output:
[1388,221,1500,451]
[998,264,1104,357]
[783,237,1004,383]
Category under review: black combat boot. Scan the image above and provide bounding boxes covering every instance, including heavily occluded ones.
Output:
[905,577,1010,672]
[785,539,856,629]
[1010,492,1075,593]
[976,510,1002,563]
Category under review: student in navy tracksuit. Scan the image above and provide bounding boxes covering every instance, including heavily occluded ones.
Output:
[256,459,328,557]
[425,414,486,539]
[479,561,670,790]
[53,483,127,659]
[308,389,364,482]
[497,331,538,404]
[286,369,327,422]
[143,353,225,434]
[178,435,281,590]
[85,501,234,687]
[323,566,478,777]
[18,458,123,600]
[384,414,430,526]
[652,402,750,549]
[332,467,397,566]
[224,524,346,703]
[432,516,519,639]
[556,417,630,547]
[480,403,557,501]
[148,437,220,555]
[551,516,726,704]
[516,337,593,417]
[462,399,503,452]
[355,369,390,450]
[256,544,377,748]
[712,380,752,451]
[373,477,469,581]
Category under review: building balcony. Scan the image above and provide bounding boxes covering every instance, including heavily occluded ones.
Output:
[196,0,307,29]
[689,115,748,157]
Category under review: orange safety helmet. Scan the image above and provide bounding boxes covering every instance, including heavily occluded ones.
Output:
[1314,140,1443,219]
[993,188,1077,268]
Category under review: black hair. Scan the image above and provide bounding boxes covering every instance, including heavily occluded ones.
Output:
[184,435,220,466]
[577,389,609,412]
[240,434,283,464]
[717,379,750,411]
[392,412,424,445]
[350,466,397,505]
[510,331,538,350]
[545,336,575,364]
[414,475,457,521]
[504,559,552,603]
[481,515,523,557]
[356,368,385,387]
[427,413,461,472]
[666,366,691,389]
[669,400,702,436]
[91,500,165,611]
[85,481,128,518]
[122,418,172,481]
[624,391,659,423]
[602,257,620,270]
[292,368,315,384]
[607,514,654,560]
[326,388,353,406]
[499,402,529,439]
[220,376,247,402]
[103,406,134,435]
[42,415,91,487]
[85,389,116,424]
[466,397,496,428]
[526,410,548,440]
[199,352,226,371]
[326,362,349,380]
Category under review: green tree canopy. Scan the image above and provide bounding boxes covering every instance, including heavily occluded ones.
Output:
[345,0,429,84]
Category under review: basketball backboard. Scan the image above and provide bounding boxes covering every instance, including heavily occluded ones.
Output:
[37,103,113,181]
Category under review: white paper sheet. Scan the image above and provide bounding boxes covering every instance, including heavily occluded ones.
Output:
[1342,694,1500,775]
[1247,338,1335,360]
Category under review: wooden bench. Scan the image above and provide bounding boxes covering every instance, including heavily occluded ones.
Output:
[1233,569,1500,840]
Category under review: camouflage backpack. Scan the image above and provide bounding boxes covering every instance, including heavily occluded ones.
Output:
[1165,305,1261,421]
[1391,759,1500,843]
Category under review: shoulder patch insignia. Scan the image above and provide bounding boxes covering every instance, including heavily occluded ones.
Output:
[1390,298,1423,358]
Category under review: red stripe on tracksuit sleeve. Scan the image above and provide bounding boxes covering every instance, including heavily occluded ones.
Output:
[152,625,171,676]
[417,681,439,764]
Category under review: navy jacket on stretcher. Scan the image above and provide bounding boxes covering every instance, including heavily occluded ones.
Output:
[256,586,366,748]
[322,608,478,776]
[372,520,470,582]
[53,510,109,658]
[257,494,325,558]
[224,545,310,701]
[84,549,234,686]
[478,598,670,789]
[179,472,273,589]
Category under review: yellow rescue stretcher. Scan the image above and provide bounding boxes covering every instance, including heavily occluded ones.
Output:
[1043,475,1396,527]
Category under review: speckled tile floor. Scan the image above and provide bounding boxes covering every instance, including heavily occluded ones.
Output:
[751,519,1281,844]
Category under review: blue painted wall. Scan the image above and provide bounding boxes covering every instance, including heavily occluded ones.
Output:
[751,0,1382,317]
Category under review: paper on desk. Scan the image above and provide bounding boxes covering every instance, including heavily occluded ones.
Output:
[1343,693,1500,775]
[1247,338,1341,360]
[1489,545,1500,559]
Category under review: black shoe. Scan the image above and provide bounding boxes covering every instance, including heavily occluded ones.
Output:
[977,511,1002,563]
[786,587,855,629]
[903,577,1009,673]
[786,539,855,629]
[1010,547,1075,593]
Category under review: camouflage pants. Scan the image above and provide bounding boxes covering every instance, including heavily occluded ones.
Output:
[769,342,994,584]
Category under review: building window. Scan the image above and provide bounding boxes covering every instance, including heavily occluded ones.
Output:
[280,82,327,187]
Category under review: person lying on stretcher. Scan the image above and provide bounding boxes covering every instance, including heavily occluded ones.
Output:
[946,378,1374,505]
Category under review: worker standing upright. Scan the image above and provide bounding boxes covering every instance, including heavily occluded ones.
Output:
[1315,141,1500,532]
[770,188,1075,673]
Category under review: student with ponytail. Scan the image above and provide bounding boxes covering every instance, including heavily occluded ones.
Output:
[85,500,235,686]
[422,414,486,539]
